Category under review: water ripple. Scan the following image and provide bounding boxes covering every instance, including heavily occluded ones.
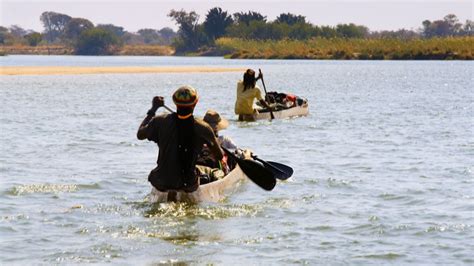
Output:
[5,183,101,196]
[1,58,472,264]
[143,202,263,220]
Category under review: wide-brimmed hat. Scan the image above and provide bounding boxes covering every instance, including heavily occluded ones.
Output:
[203,109,229,131]
[173,85,199,107]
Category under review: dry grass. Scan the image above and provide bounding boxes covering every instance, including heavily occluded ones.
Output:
[216,37,474,60]
[0,44,174,56]
[0,44,73,55]
[117,45,175,56]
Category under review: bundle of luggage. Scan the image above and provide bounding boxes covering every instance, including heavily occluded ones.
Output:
[262,91,307,111]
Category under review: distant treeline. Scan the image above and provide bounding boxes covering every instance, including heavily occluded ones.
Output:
[0,8,473,57]
[0,11,177,55]
[169,9,472,53]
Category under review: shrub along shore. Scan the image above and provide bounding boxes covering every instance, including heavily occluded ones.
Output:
[1,36,472,60]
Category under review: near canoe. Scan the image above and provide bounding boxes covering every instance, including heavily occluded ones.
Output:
[149,164,247,203]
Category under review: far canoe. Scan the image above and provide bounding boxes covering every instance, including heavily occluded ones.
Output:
[238,102,309,122]
[148,164,247,203]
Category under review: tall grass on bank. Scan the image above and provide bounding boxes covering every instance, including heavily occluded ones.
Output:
[0,44,174,56]
[0,45,73,55]
[216,37,474,60]
[117,45,174,56]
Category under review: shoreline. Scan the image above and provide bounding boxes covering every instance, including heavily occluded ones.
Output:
[2,36,473,60]
[0,66,245,75]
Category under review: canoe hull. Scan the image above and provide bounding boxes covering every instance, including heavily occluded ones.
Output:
[239,103,309,122]
[149,164,246,203]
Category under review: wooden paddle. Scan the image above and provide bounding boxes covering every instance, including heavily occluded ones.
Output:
[162,104,276,191]
[252,155,293,180]
[223,147,276,191]
[258,69,275,120]
[163,105,175,113]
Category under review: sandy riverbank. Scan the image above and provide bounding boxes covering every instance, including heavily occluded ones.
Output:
[0,66,245,75]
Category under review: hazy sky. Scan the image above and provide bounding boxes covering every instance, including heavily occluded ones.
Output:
[1,0,473,33]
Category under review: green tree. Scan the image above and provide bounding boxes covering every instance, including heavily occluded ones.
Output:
[250,21,284,40]
[64,18,94,41]
[137,28,161,44]
[75,28,119,55]
[40,11,72,42]
[158,27,177,44]
[97,24,125,37]
[0,26,10,44]
[424,20,451,37]
[371,29,419,40]
[320,26,337,38]
[288,23,320,40]
[422,20,434,37]
[336,23,368,38]
[444,14,462,35]
[168,9,204,52]
[203,7,233,41]
[227,21,288,40]
[121,32,143,45]
[461,20,473,36]
[24,32,42,46]
[422,14,464,37]
[9,25,27,37]
[275,13,306,25]
[233,11,266,26]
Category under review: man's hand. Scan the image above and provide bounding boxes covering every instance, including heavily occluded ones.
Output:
[151,96,164,111]
[257,72,263,81]
[235,148,252,160]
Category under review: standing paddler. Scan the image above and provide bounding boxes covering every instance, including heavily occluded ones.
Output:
[234,69,273,121]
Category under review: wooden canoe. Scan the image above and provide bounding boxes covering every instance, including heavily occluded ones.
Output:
[238,102,309,122]
[148,164,247,203]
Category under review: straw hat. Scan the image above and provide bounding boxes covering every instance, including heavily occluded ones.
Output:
[203,109,229,131]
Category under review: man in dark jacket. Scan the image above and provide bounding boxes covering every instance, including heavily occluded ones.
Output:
[137,85,223,192]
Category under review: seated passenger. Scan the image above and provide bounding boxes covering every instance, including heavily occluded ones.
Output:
[196,110,235,183]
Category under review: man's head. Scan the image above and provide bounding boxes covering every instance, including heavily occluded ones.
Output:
[173,85,198,119]
[203,109,229,135]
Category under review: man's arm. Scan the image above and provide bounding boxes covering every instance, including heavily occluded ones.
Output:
[259,99,272,110]
[254,86,272,111]
[209,137,224,160]
[201,124,224,160]
[137,96,164,140]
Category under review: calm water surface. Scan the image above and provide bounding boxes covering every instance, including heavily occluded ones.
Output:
[1,56,473,264]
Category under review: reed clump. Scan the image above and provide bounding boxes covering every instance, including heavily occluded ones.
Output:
[216,37,474,60]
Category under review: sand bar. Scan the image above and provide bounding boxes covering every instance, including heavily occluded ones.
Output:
[0,66,245,75]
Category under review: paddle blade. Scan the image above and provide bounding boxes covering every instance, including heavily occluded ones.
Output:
[223,147,276,191]
[252,156,293,180]
[266,161,293,180]
[238,159,276,191]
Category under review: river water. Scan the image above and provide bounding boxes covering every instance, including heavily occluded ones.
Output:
[1,56,473,264]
